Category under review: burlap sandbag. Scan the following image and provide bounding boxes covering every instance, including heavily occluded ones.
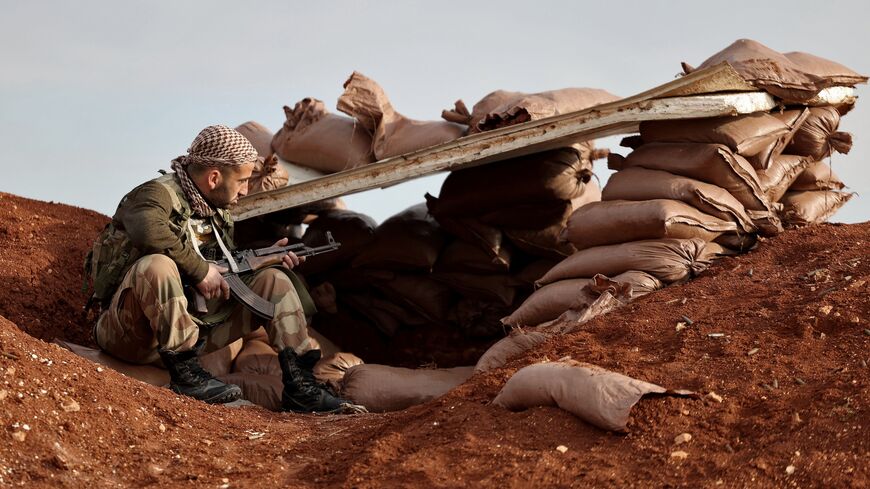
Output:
[474,331,551,373]
[424,197,506,261]
[235,121,274,159]
[477,200,574,230]
[602,167,755,233]
[53,339,170,386]
[352,204,447,272]
[247,154,290,195]
[338,71,466,160]
[773,107,852,159]
[232,339,280,377]
[779,191,854,227]
[341,291,428,336]
[537,238,716,286]
[503,271,663,328]
[561,199,737,250]
[368,271,455,324]
[441,90,522,130]
[298,209,377,276]
[432,147,593,216]
[638,112,803,170]
[790,161,845,191]
[685,39,868,103]
[476,88,620,132]
[340,364,474,412]
[313,352,364,392]
[448,299,514,338]
[431,272,519,306]
[435,238,511,274]
[492,359,671,432]
[756,155,812,202]
[218,373,283,411]
[514,259,560,287]
[609,143,782,235]
[272,97,375,172]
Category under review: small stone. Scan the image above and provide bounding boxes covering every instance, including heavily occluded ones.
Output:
[158,423,166,433]
[555,445,568,454]
[60,398,80,412]
[818,305,833,315]
[792,412,802,424]
[11,431,26,442]
[221,478,229,484]
[96,367,104,373]
[706,391,724,403]
[786,465,796,475]
[747,348,760,356]
[670,450,688,460]
[203,439,213,447]
[0,390,7,401]
[674,433,692,445]
[675,322,687,332]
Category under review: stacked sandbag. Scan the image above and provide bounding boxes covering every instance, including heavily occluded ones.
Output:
[338,72,467,160]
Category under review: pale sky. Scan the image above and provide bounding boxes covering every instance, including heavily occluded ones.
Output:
[1,1,868,224]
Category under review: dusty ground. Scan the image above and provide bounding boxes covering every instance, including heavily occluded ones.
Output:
[0,191,867,488]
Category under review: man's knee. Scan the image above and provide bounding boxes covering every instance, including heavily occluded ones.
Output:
[132,254,182,283]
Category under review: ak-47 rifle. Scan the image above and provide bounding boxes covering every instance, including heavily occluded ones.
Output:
[190,232,340,320]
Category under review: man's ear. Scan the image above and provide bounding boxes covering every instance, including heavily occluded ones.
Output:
[206,168,222,190]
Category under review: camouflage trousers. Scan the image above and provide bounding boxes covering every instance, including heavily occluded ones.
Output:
[94,254,317,365]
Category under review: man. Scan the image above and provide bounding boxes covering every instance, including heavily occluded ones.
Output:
[86,125,352,412]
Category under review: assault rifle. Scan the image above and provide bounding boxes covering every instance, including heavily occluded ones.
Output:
[190,232,340,320]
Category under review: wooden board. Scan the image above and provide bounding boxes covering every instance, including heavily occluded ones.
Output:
[234,63,857,221]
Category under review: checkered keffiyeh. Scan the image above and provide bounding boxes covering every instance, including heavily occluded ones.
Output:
[170,125,259,217]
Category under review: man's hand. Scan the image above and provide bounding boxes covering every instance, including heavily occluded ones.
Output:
[196,263,230,300]
[272,237,306,270]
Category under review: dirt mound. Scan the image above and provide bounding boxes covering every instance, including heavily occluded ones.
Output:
[0,193,867,487]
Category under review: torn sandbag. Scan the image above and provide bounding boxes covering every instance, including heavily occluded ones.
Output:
[609,143,782,235]
[434,238,511,274]
[686,39,868,104]
[352,204,447,272]
[338,71,466,160]
[474,331,551,373]
[298,209,377,276]
[492,359,689,432]
[790,161,845,191]
[602,167,755,233]
[476,88,621,132]
[537,238,717,286]
[340,364,474,412]
[756,155,812,202]
[235,121,274,159]
[313,352,364,392]
[561,199,738,250]
[441,90,523,131]
[272,97,375,172]
[504,271,662,328]
[772,106,852,159]
[638,111,804,170]
[779,191,854,227]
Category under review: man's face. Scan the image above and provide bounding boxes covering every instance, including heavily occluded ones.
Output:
[206,162,255,208]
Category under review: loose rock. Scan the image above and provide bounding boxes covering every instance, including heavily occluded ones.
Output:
[670,450,688,460]
[556,445,568,454]
[706,391,724,403]
[674,433,692,445]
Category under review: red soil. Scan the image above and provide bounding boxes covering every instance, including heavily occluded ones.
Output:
[0,191,867,488]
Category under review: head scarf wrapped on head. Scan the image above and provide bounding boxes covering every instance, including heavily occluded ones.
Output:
[171,124,259,217]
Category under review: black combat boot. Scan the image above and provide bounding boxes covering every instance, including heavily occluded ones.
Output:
[158,347,242,404]
[278,348,351,413]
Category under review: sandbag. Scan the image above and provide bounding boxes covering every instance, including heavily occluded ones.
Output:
[686,39,868,103]
[235,121,274,158]
[609,143,781,235]
[503,271,663,328]
[756,155,812,202]
[448,299,513,338]
[561,199,737,250]
[341,291,428,336]
[492,359,672,432]
[434,238,511,274]
[433,148,593,216]
[431,272,519,306]
[368,271,455,323]
[441,90,523,132]
[218,373,283,411]
[53,339,169,386]
[338,71,466,160]
[537,238,716,286]
[313,352,364,392]
[352,204,447,272]
[602,167,755,233]
[272,97,375,172]
[638,112,803,170]
[476,88,621,132]
[474,331,551,373]
[247,154,289,195]
[340,364,474,412]
[514,259,560,287]
[424,199,506,261]
[232,339,279,377]
[779,191,854,227]
[298,209,377,276]
[773,107,852,159]
[199,339,244,378]
[477,199,574,230]
[790,161,845,191]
